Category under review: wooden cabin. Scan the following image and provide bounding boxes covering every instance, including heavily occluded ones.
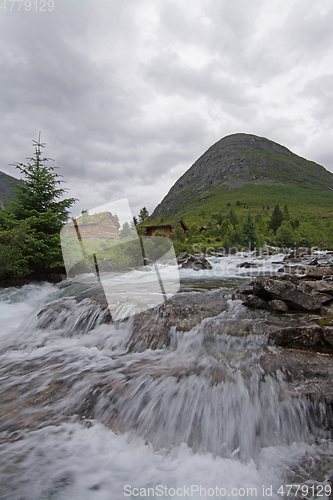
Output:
[137,217,189,238]
[68,211,120,239]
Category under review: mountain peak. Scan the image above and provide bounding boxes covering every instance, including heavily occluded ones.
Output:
[152,133,333,218]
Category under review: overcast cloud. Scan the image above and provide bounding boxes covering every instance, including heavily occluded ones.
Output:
[1,0,333,221]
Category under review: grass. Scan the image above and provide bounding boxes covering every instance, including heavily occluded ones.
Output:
[167,182,333,226]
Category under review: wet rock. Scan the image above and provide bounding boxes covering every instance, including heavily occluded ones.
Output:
[252,277,322,311]
[178,254,212,271]
[309,259,319,266]
[129,288,228,351]
[321,304,333,315]
[278,264,307,275]
[242,294,270,310]
[298,280,333,295]
[176,252,190,264]
[296,247,312,257]
[269,299,289,312]
[236,285,254,295]
[269,324,324,349]
[259,349,333,404]
[237,262,258,268]
[306,267,333,279]
[68,258,94,277]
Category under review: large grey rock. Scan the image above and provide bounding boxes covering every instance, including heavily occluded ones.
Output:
[253,277,323,311]
[269,324,324,348]
[306,267,333,279]
[298,280,333,295]
[129,288,227,351]
[179,254,213,271]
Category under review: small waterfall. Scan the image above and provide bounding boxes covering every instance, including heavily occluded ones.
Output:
[0,280,332,499]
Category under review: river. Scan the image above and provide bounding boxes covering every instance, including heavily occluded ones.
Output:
[0,253,332,499]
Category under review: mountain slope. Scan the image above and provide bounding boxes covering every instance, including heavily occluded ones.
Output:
[151,133,333,218]
[0,171,21,209]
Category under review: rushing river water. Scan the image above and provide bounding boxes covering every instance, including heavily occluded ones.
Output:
[0,254,333,499]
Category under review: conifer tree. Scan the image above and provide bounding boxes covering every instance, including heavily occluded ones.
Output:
[7,134,76,274]
[10,134,76,227]
[138,207,150,222]
[268,204,284,233]
[242,213,257,247]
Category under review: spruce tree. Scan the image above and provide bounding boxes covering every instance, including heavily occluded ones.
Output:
[269,204,284,233]
[10,134,75,226]
[8,134,76,274]
[138,207,150,222]
[242,213,257,247]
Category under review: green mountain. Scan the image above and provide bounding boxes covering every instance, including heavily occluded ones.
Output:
[151,133,333,220]
[0,171,21,209]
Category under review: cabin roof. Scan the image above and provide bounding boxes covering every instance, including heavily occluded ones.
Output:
[137,217,189,230]
[73,211,120,228]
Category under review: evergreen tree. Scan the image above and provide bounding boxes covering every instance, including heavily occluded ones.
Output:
[130,216,138,230]
[283,204,290,221]
[120,221,133,239]
[268,204,284,233]
[227,208,238,228]
[10,135,75,225]
[6,135,76,274]
[242,213,257,247]
[138,207,150,222]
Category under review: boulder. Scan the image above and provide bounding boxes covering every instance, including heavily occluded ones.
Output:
[129,289,228,351]
[269,324,324,349]
[252,277,322,311]
[278,264,307,275]
[242,294,270,310]
[296,247,312,257]
[306,267,333,279]
[298,280,333,295]
[179,254,212,271]
[176,252,190,264]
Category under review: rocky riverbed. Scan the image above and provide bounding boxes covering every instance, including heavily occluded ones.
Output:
[1,249,333,497]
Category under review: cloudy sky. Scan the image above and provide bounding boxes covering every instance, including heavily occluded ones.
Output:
[1,0,333,221]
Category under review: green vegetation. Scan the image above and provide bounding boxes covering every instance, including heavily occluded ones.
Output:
[164,201,333,254]
[0,136,76,281]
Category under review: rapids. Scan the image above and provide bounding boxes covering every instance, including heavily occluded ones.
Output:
[0,254,333,499]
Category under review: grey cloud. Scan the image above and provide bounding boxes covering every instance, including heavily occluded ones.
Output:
[1,0,333,217]
[301,74,333,126]
[143,52,256,114]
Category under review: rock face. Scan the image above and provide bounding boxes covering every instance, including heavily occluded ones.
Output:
[151,133,333,218]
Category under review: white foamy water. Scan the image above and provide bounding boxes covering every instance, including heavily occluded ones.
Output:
[0,268,332,499]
